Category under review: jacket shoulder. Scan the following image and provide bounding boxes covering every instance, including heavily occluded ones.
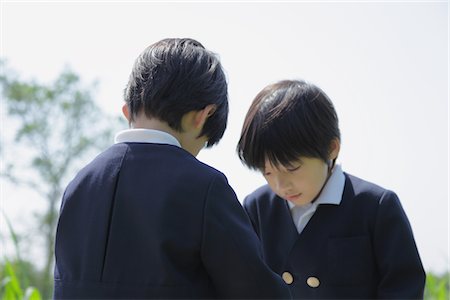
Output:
[66,144,128,183]
[345,173,394,199]
[343,173,403,215]
[245,183,272,198]
[243,184,278,210]
[62,144,128,201]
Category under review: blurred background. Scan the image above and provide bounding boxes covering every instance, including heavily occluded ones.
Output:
[1,1,448,298]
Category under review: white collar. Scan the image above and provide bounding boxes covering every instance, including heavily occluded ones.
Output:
[288,164,345,209]
[114,128,181,147]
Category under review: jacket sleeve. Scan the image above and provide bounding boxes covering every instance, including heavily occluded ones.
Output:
[243,195,261,238]
[374,190,426,299]
[200,174,291,299]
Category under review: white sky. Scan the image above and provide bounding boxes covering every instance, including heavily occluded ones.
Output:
[1,1,448,274]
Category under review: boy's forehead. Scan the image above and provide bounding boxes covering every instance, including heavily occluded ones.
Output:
[263,157,304,170]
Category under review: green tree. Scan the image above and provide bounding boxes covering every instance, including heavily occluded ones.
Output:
[0,62,125,298]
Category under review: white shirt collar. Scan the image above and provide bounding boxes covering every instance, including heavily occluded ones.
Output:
[288,164,345,209]
[114,129,181,147]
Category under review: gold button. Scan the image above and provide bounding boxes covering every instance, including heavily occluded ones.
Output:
[282,272,294,284]
[306,276,320,288]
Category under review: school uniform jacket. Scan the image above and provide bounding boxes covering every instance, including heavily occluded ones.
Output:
[243,173,425,299]
[53,140,291,299]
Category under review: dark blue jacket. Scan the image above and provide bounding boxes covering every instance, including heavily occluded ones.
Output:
[243,173,425,299]
[54,143,291,299]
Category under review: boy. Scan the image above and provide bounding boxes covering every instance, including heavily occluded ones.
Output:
[237,80,425,298]
[54,38,291,299]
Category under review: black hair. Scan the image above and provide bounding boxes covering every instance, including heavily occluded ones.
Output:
[124,38,228,147]
[237,80,340,170]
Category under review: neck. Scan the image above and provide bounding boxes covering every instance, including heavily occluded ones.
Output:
[132,118,180,139]
[130,116,202,157]
[311,164,335,204]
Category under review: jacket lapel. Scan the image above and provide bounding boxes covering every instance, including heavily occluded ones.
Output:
[263,196,299,272]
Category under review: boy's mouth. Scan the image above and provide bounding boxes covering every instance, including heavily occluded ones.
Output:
[285,193,302,201]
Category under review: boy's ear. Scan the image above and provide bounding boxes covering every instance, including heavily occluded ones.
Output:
[194,104,216,129]
[329,138,341,160]
[122,104,131,122]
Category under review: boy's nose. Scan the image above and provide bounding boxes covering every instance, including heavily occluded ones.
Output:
[274,176,291,193]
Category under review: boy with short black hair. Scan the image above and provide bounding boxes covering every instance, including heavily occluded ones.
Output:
[237,79,425,298]
[54,38,291,299]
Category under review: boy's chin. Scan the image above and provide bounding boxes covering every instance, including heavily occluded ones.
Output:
[284,194,315,206]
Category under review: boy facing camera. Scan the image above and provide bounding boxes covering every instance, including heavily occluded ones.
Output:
[54,38,291,299]
[237,80,425,299]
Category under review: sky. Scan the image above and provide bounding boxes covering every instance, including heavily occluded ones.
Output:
[0,1,448,274]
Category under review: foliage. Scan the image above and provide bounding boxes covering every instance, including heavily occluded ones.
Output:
[425,272,450,300]
[0,211,42,300]
[0,261,42,300]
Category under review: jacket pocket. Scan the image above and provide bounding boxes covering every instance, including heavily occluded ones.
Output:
[327,236,374,286]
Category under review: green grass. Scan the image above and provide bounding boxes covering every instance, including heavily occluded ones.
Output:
[0,261,41,300]
[425,272,450,300]
[0,211,42,300]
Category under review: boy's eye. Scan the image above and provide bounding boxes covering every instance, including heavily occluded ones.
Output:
[263,171,272,176]
[287,165,301,172]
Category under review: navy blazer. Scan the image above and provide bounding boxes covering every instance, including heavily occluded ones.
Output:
[243,173,425,299]
[54,143,291,299]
